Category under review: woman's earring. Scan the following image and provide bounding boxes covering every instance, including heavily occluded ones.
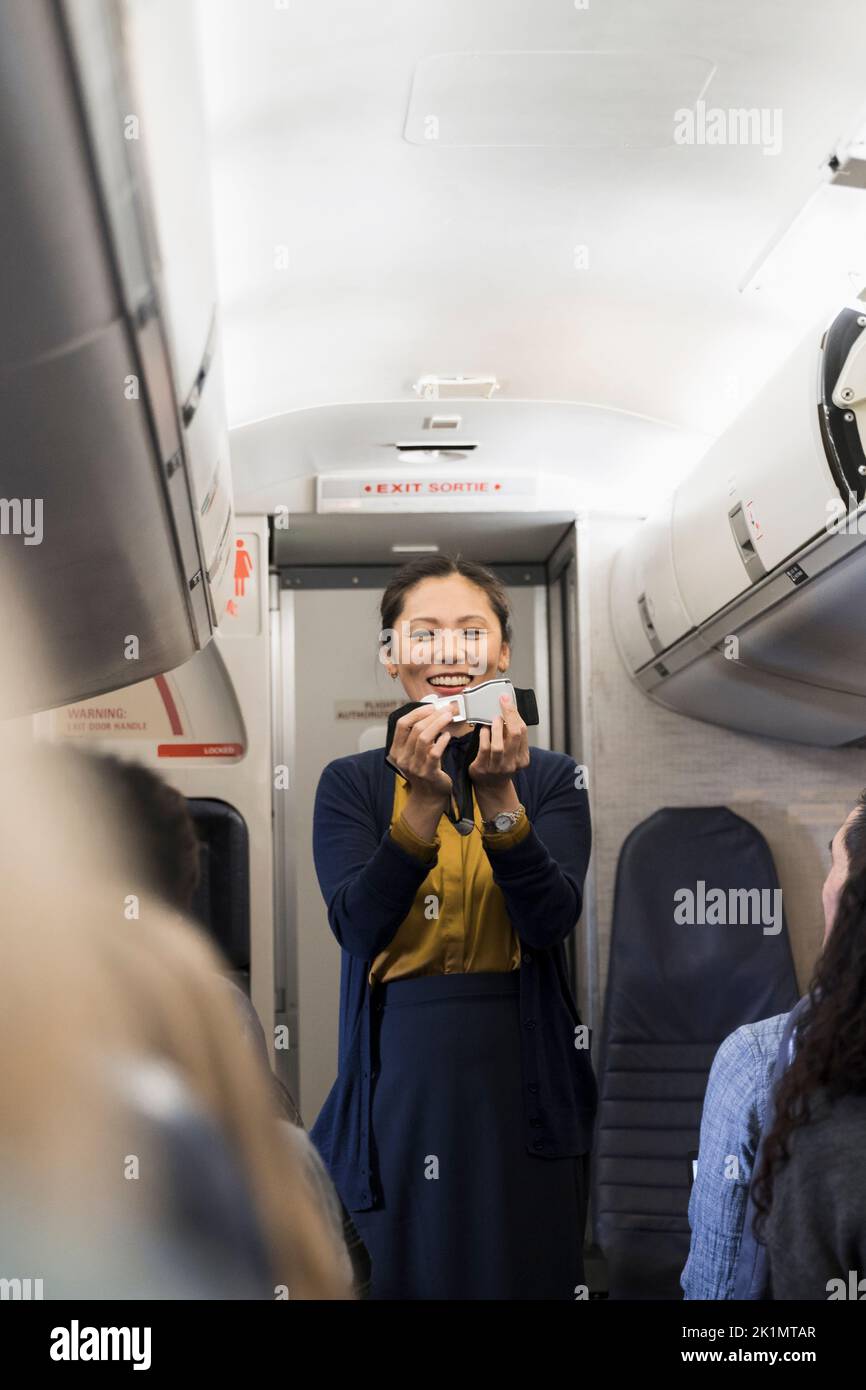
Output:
[389,669,398,680]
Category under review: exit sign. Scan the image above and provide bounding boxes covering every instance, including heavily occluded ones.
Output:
[317,472,538,512]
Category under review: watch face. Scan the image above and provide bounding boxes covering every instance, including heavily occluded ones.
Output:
[494,812,512,831]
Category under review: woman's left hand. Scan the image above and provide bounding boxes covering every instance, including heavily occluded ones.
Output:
[468,694,530,790]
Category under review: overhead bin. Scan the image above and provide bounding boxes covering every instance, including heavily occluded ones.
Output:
[609,498,694,674]
[671,328,840,627]
[729,533,866,697]
[643,640,866,747]
[120,0,234,614]
[611,307,866,746]
[0,0,232,715]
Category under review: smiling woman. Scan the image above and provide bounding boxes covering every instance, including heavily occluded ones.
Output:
[379,554,511,727]
[308,553,596,1300]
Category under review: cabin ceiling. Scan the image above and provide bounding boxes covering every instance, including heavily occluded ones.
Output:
[194,0,866,503]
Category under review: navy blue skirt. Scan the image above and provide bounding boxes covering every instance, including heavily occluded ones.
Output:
[351,971,588,1300]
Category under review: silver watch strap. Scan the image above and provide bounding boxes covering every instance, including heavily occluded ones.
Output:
[482,804,526,834]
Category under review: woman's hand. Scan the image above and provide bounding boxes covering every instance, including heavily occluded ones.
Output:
[390,704,457,842]
[388,703,455,802]
[468,695,529,814]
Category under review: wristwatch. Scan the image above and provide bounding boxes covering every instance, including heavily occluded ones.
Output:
[482,804,526,834]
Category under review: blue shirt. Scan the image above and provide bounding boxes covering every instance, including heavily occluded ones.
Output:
[681,1012,790,1299]
[309,745,597,1212]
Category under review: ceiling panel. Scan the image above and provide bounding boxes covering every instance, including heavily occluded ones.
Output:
[272,509,575,567]
[193,0,866,503]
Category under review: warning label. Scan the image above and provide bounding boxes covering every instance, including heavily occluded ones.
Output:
[49,673,182,743]
[157,743,244,759]
[63,706,148,735]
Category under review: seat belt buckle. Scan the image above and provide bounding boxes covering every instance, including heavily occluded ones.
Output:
[420,691,467,721]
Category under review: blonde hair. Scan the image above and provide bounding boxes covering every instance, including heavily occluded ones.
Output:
[90,909,352,1298]
[0,733,351,1300]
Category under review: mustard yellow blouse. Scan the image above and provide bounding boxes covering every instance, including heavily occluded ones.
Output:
[369,776,531,985]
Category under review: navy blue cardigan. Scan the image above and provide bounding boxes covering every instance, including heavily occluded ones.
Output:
[309,744,598,1213]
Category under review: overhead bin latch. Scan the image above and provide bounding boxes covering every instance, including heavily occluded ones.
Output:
[830,313,866,433]
[637,591,664,655]
[728,502,767,583]
[820,307,866,503]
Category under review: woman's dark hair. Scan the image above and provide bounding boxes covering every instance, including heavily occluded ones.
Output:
[379,554,512,648]
[752,790,866,1234]
[49,745,202,913]
[97,756,203,913]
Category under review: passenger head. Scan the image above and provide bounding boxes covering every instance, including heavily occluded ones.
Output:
[0,735,350,1298]
[753,789,866,1230]
[23,745,202,918]
[822,793,866,944]
[87,907,352,1298]
[76,752,202,914]
[379,554,512,702]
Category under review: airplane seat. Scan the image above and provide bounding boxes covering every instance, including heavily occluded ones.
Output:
[592,807,800,1299]
[186,799,251,993]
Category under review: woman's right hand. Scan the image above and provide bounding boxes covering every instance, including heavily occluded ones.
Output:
[389,703,456,803]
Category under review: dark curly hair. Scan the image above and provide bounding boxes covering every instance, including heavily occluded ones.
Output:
[43,744,202,913]
[751,791,866,1234]
[94,755,202,912]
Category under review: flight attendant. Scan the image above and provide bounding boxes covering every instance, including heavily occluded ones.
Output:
[310,555,596,1299]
